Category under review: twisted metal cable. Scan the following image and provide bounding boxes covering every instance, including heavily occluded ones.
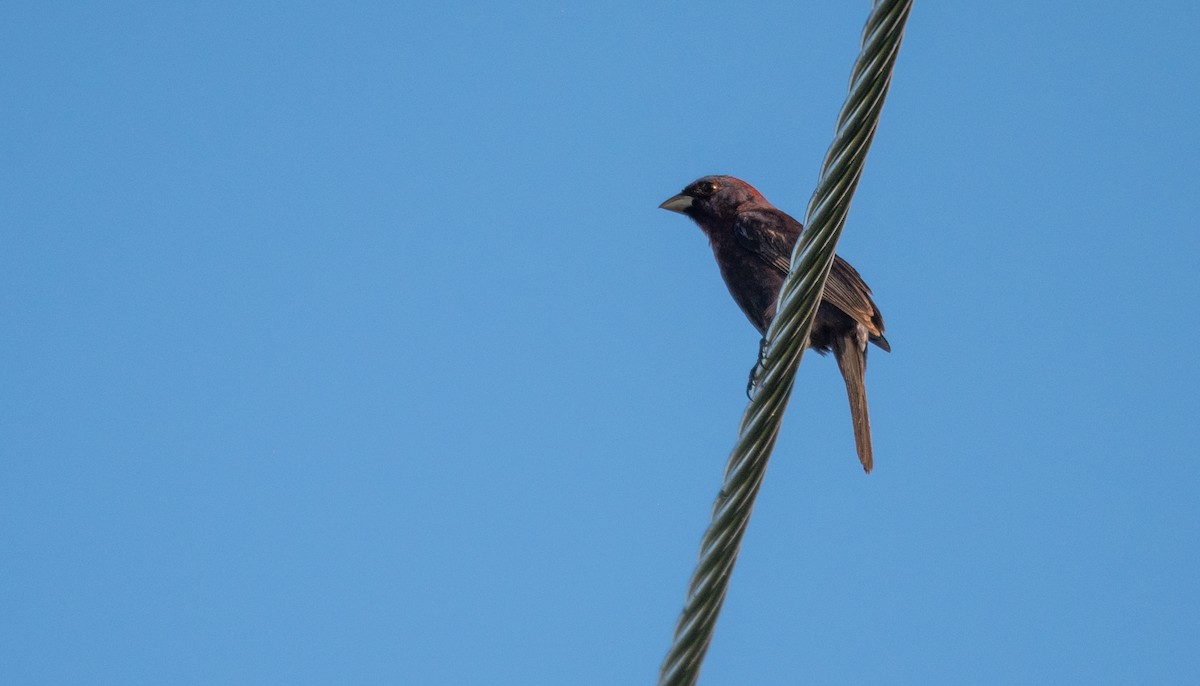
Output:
[658,2,913,685]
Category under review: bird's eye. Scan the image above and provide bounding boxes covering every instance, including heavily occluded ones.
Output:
[697,180,719,196]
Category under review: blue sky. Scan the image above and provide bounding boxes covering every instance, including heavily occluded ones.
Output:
[3,2,1198,684]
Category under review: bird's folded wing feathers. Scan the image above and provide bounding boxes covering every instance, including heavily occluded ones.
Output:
[734,212,883,338]
[824,257,884,337]
[732,211,797,276]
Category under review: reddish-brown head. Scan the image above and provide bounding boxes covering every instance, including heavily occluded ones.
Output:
[658,175,772,226]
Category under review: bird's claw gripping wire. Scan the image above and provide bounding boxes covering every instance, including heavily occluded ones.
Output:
[746,337,769,398]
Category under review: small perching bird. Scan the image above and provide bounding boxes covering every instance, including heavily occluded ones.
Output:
[660,175,890,473]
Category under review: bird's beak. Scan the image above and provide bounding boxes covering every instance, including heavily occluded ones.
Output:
[658,193,693,214]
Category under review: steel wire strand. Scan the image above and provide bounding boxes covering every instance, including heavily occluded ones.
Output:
[658,3,913,685]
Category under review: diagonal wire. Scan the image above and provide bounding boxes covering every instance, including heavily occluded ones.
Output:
[658,2,913,685]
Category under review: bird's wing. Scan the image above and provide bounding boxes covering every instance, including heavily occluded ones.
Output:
[824,256,885,338]
[732,210,799,277]
[734,211,885,341]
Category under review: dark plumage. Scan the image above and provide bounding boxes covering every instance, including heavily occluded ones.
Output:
[659,175,890,473]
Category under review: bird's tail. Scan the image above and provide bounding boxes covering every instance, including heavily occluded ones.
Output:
[833,334,873,473]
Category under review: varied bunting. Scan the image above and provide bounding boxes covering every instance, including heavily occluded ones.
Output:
[659,175,890,473]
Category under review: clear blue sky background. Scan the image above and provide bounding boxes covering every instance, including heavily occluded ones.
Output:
[3,2,1198,684]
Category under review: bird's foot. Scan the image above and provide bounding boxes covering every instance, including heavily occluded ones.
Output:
[746,337,768,398]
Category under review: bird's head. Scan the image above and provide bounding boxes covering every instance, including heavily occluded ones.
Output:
[658,175,769,224]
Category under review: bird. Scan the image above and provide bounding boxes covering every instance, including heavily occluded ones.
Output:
[659,175,890,473]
